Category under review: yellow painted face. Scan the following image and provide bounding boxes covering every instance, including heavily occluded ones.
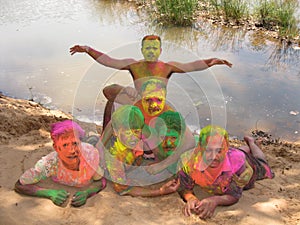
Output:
[142,83,166,116]
[141,40,161,62]
[117,128,142,149]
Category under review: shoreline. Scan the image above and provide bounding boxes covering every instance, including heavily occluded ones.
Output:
[1,93,300,224]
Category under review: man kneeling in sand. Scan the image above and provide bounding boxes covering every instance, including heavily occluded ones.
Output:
[15,120,106,207]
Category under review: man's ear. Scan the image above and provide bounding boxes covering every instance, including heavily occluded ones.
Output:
[53,143,59,152]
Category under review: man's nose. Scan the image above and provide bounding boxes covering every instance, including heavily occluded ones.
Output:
[151,101,158,107]
[167,139,172,146]
[69,145,78,154]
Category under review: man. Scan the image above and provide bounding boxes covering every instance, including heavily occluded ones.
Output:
[134,78,173,125]
[177,125,275,219]
[148,110,187,174]
[101,105,180,197]
[69,35,232,129]
[15,120,106,207]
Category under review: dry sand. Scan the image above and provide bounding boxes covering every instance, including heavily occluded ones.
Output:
[0,94,299,225]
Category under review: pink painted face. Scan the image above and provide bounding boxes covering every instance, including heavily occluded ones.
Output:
[53,131,81,170]
[142,83,166,116]
[203,134,228,168]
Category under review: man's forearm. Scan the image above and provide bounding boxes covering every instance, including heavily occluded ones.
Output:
[15,180,43,196]
[208,194,239,206]
[84,46,105,61]
[85,178,106,198]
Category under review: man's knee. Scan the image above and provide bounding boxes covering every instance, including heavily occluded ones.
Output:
[103,84,124,101]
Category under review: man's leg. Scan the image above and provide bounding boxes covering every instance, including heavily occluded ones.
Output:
[102,84,138,132]
[243,136,266,161]
[102,84,123,132]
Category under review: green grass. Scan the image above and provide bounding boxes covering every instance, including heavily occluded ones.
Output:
[136,0,299,40]
[207,0,249,22]
[154,0,198,26]
[255,0,299,38]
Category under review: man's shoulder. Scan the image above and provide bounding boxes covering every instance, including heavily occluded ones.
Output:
[81,142,99,157]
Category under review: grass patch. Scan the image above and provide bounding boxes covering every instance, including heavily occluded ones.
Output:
[154,0,198,26]
[255,0,299,38]
[207,0,249,22]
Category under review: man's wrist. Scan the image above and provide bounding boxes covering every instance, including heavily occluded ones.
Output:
[83,45,90,53]
[185,193,198,202]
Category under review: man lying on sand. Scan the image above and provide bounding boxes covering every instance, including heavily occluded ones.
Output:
[15,120,106,207]
[177,125,275,219]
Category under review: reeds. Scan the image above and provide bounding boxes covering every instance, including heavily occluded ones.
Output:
[208,0,249,22]
[154,0,198,26]
[207,0,299,38]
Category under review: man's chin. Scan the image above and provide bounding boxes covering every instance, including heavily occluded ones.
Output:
[208,160,220,168]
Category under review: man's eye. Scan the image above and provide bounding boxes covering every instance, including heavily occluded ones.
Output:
[205,149,212,153]
[125,131,132,135]
[63,143,68,148]
[73,142,79,146]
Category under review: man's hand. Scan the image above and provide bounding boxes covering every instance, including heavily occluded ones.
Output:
[194,198,218,219]
[159,179,180,195]
[183,196,201,217]
[71,191,89,207]
[47,189,70,206]
[210,58,233,68]
[70,45,89,55]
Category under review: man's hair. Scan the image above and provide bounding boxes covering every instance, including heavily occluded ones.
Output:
[50,120,85,141]
[141,78,166,94]
[112,105,144,130]
[199,125,229,148]
[142,35,161,47]
[155,111,186,135]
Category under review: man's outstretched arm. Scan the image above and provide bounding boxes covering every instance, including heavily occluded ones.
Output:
[70,45,136,70]
[14,180,69,206]
[168,58,232,73]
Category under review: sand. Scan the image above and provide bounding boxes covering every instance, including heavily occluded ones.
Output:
[0,93,299,225]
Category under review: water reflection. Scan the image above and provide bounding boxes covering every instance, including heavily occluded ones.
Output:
[266,41,300,75]
[0,0,299,143]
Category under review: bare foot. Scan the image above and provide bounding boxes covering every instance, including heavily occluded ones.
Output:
[244,136,262,148]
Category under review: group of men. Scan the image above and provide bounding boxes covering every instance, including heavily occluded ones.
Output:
[15,35,274,220]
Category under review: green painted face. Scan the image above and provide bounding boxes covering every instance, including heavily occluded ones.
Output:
[159,129,180,159]
[141,40,161,62]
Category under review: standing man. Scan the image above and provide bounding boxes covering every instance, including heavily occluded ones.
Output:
[70,35,232,129]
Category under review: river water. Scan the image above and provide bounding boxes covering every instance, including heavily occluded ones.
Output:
[1,0,299,143]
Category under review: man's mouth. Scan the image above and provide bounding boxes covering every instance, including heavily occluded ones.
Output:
[149,107,160,112]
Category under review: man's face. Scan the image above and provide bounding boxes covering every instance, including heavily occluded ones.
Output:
[142,83,166,116]
[159,129,180,157]
[117,128,142,149]
[202,134,228,168]
[141,40,161,62]
[54,131,81,170]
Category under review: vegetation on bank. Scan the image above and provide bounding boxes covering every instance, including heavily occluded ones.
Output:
[134,0,299,41]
